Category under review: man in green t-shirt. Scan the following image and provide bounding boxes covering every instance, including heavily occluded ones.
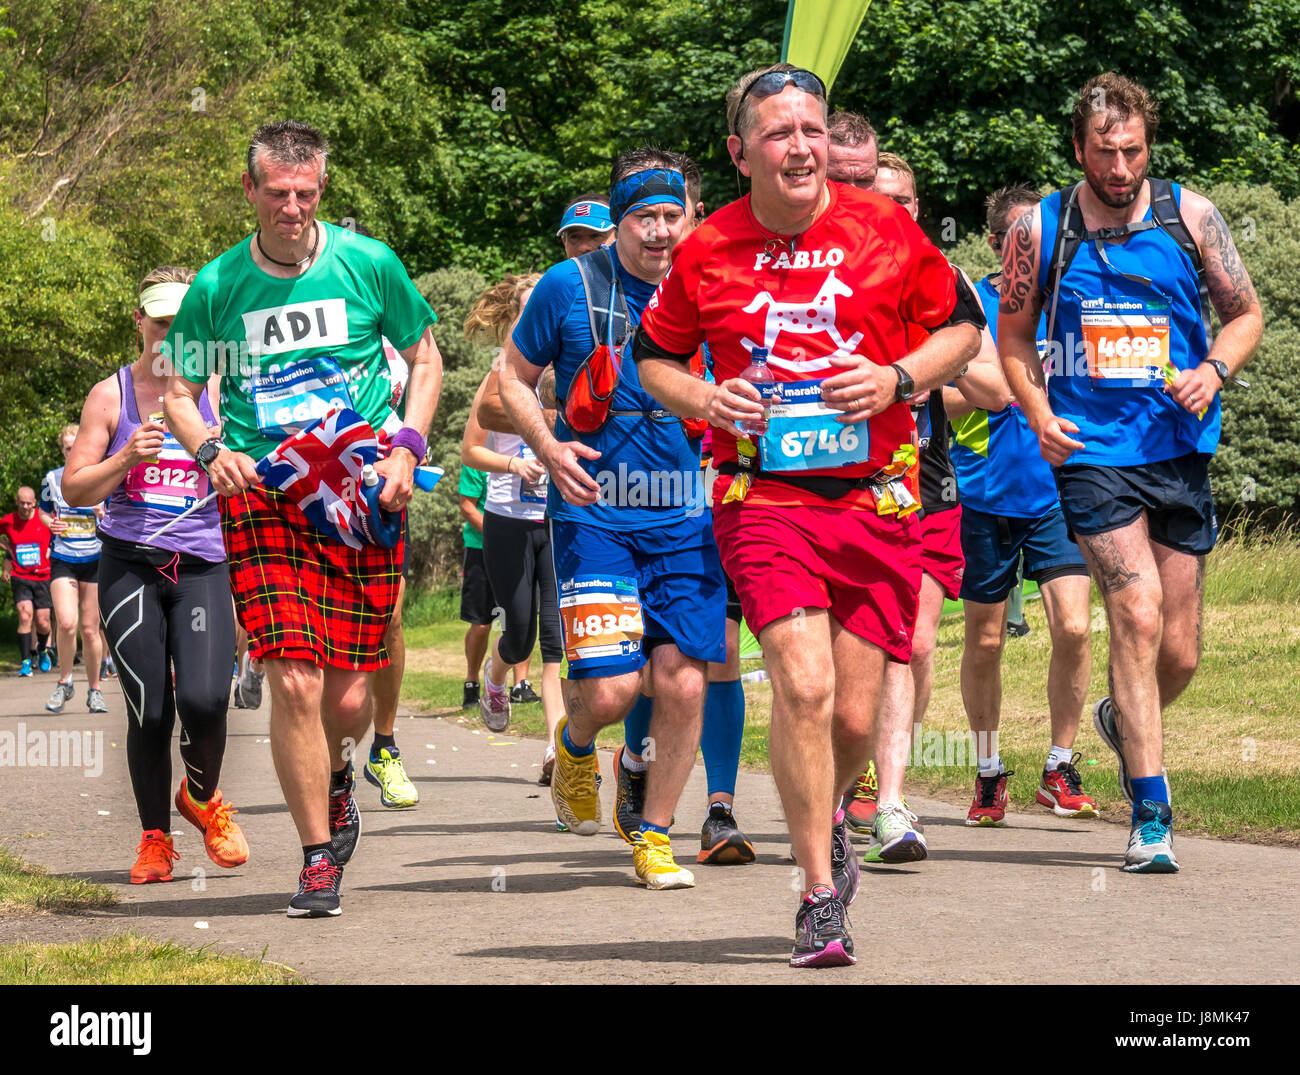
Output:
[164,120,443,919]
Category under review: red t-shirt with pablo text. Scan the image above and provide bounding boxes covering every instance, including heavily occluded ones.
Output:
[640,182,956,507]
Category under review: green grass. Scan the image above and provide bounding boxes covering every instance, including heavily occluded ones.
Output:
[0,932,305,984]
[0,844,117,912]
[399,533,1300,844]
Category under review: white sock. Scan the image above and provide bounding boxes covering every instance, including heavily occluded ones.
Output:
[622,751,648,773]
[1045,745,1073,771]
[977,754,1003,777]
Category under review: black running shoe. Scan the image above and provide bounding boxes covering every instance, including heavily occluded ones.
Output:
[830,817,860,906]
[329,764,362,865]
[287,847,343,918]
[611,746,646,844]
[462,681,480,708]
[510,680,541,704]
[790,885,855,968]
[697,802,756,864]
[1006,619,1030,638]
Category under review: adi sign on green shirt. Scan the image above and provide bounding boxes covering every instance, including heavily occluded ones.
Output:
[167,222,435,460]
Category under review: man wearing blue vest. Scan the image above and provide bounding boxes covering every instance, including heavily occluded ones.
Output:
[952,185,1094,828]
[999,73,1262,873]
[499,147,725,891]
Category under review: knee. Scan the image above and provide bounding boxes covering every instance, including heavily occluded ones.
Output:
[1049,611,1091,651]
[1160,637,1200,683]
[967,628,1005,664]
[1108,591,1161,645]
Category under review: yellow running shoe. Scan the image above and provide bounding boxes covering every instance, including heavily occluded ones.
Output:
[364,747,419,809]
[551,716,601,835]
[631,829,695,889]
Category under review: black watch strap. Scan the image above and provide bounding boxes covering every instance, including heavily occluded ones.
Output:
[1206,359,1230,384]
[890,363,915,402]
[196,437,226,472]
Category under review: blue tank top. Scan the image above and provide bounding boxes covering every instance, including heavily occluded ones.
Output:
[950,275,1058,518]
[1037,183,1215,466]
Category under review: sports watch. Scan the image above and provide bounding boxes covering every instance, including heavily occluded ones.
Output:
[195,437,227,472]
[890,363,915,402]
[1205,359,1230,385]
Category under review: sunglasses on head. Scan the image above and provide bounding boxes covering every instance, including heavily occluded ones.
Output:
[735,68,826,128]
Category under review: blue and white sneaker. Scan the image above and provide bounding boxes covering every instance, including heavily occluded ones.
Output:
[19,659,32,677]
[863,802,928,864]
[1123,800,1180,873]
[38,650,52,673]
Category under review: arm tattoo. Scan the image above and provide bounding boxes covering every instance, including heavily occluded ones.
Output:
[1201,206,1257,321]
[1082,531,1142,595]
[999,211,1037,316]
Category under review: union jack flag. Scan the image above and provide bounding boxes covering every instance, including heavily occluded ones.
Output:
[255,407,395,549]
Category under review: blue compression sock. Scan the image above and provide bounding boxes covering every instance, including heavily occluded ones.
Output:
[638,820,669,837]
[1131,774,1171,824]
[561,722,594,757]
[623,692,653,757]
[701,679,745,798]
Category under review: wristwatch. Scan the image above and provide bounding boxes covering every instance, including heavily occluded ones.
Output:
[195,437,227,472]
[890,363,915,402]
[1205,359,1230,385]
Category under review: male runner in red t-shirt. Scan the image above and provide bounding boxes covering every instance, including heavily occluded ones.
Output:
[1,486,54,676]
[635,63,982,967]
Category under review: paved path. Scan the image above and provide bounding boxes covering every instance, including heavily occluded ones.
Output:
[1,670,1296,983]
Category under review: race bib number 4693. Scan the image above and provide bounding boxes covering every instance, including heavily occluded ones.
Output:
[1081,297,1170,388]
[558,574,644,666]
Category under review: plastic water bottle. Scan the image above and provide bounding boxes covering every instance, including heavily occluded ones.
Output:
[737,347,776,436]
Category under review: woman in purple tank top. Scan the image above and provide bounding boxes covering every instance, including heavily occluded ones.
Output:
[62,265,249,886]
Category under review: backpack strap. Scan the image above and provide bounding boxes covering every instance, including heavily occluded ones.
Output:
[1148,177,1214,347]
[573,245,630,353]
[1044,182,1085,352]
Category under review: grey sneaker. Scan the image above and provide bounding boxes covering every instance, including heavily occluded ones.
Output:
[478,653,511,732]
[45,678,75,713]
[1091,697,1132,803]
[1123,800,1180,873]
[864,802,928,864]
[237,660,265,709]
[86,688,107,713]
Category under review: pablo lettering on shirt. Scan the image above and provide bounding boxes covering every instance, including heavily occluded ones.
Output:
[752,248,845,272]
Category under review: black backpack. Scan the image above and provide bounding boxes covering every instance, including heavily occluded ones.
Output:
[1044,177,1212,351]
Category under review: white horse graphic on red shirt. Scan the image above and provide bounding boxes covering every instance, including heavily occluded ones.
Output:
[740,270,865,362]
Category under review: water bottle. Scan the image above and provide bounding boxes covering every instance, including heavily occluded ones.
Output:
[737,347,775,436]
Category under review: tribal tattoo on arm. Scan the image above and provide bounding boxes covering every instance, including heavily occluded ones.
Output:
[999,210,1039,317]
[1200,206,1258,322]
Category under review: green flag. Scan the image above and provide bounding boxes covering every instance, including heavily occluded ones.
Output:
[780,0,872,94]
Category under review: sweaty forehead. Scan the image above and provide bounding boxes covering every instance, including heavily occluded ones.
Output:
[828,141,877,177]
[257,159,324,190]
[748,85,827,134]
[1084,112,1148,149]
[874,167,914,200]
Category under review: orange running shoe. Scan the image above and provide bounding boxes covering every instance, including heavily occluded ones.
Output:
[131,830,179,884]
[175,780,250,868]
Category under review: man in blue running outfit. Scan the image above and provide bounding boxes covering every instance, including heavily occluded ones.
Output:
[998,73,1263,873]
[499,147,725,890]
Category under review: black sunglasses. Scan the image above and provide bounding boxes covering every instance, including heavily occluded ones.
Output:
[734,69,827,131]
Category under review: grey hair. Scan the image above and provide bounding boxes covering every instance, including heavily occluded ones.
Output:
[246,120,329,185]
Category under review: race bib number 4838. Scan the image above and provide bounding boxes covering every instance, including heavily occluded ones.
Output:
[558,574,644,666]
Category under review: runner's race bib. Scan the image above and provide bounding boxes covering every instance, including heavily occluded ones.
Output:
[759,378,870,472]
[252,355,355,439]
[1080,295,1171,389]
[15,543,40,568]
[558,574,644,668]
[124,431,211,514]
[60,510,98,538]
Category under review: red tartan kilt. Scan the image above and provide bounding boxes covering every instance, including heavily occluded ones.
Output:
[221,484,403,671]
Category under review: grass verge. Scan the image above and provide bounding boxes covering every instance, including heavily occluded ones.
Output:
[0,932,305,984]
[0,844,116,913]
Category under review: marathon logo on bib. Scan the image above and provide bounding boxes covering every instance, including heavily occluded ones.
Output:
[759,378,869,473]
[558,574,644,667]
[15,543,40,568]
[241,299,348,358]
